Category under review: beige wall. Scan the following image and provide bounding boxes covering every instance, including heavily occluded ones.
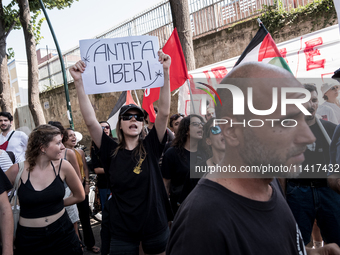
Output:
[12,81,19,94]
[10,68,17,80]
[193,14,337,68]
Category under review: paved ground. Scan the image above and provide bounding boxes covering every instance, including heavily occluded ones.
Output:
[80,218,102,255]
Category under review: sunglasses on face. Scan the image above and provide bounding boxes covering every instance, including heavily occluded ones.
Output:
[331,86,339,91]
[101,126,110,130]
[121,114,144,122]
[210,126,221,135]
[190,122,204,127]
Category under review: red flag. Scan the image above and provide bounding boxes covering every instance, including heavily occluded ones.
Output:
[142,28,189,123]
[126,90,136,105]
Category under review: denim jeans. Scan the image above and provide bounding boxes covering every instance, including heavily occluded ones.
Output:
[286,181,340,245]
[99,188,111,212]
[15,211,82,255]
[109,227,169,255]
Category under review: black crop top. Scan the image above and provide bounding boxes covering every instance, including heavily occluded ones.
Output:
[18,160,65,218]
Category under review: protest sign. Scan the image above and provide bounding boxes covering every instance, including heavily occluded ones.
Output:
[79,36,163,94]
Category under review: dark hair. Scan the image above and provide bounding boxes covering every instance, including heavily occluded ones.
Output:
[303,83,317,94]
[203,118,216,140]
[172,114,205,149]
[143,106,158,124]
[99,121,113,138]
[48,121,68,143]
[0,112,13,121]
[169,113,184,128]
[26,125,61,171]
[202,118,216,158]
[91,121,114,157]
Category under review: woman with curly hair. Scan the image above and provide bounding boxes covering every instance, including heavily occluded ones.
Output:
[5,124,84,255]
[161,114,206,215]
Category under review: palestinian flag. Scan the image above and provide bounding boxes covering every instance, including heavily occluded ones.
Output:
[107,90,137,137]
[234,23,292,73]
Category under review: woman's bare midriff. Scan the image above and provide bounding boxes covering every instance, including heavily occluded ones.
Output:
[19,208,65,227]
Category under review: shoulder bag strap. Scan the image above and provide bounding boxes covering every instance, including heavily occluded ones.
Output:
[7,131,15,142]
[9,161,25,201]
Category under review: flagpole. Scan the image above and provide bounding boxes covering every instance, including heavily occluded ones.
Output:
[316,118,331,145]
[257,18,269,33]
[133,90,141,107]
[187,79,196,114]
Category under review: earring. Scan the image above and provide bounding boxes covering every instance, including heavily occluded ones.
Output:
[42,151,46,155]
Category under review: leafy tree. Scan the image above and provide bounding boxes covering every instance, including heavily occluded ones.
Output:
[0,0,78,126]
[0,1,21,113]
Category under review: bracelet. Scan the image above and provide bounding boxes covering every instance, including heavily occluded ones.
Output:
[85,178,90,182]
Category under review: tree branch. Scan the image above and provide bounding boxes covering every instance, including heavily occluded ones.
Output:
[3,18,17,40]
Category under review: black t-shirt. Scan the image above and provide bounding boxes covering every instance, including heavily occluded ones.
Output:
[91,143,109,189]
[161,148,204,205]
[0,169,12,195]
[167,178,306,255]
[99,128,170,241]
[293,119,336,181]
[179,159,207,204]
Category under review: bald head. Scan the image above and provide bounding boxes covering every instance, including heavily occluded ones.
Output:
[216,62,301,119]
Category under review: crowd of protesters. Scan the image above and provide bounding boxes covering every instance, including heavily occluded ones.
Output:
[2,53,340,255]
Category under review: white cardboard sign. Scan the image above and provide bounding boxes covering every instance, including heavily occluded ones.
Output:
[79,36,163,94]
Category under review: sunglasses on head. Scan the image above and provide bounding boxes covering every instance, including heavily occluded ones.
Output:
[121,114,144,122]
[210,126,221,135]
[101,126,110,130]
[170,113,184,121]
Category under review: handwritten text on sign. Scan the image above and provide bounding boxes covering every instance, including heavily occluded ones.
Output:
[79,36,163,94]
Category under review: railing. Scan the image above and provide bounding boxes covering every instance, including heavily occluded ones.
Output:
[39,0,314,90]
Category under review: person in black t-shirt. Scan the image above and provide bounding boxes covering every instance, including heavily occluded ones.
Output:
[91,121,113,211]
[162,114,205,215]
[286,84,340,247]
[70,50,172,255]
[0,169,13,255]
[179,117,226,202]
[167,62,340,255]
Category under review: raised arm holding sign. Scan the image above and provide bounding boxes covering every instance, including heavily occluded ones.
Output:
[79,36,164,94]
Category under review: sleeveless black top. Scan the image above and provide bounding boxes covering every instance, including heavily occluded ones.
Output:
[18,160,65,218]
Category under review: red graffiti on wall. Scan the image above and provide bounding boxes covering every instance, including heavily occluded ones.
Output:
[211,66,228,84]
[279,48,289,64]
[304,37,326,71]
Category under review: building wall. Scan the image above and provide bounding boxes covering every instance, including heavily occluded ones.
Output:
[7,59,28,107]
[193,14,337,68]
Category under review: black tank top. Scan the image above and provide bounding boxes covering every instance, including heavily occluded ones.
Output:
[18,160,65,218]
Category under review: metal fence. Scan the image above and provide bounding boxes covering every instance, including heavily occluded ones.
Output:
[39,0,314,90]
